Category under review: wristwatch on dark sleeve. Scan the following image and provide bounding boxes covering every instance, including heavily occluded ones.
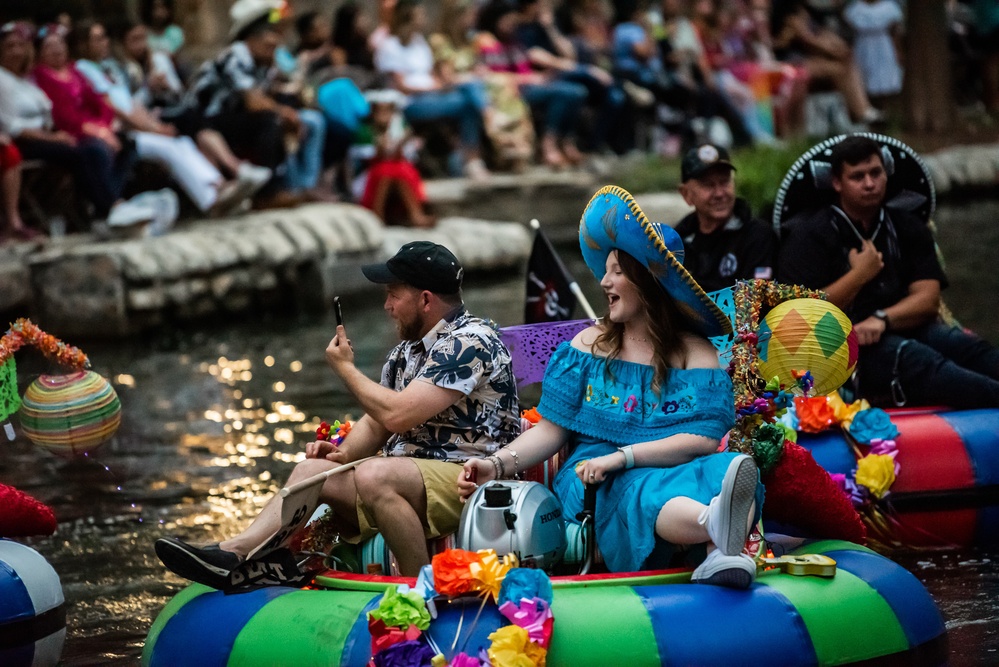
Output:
[873,309,891,329]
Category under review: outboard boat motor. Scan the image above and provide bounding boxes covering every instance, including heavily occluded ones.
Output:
[456,480,566,571]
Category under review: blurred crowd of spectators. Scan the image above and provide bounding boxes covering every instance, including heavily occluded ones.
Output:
[1,0,997,241]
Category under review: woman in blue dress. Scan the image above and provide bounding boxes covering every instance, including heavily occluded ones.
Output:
[459,185,764,588]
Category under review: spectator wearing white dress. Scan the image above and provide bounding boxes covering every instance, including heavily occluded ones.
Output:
[843,0,903,101]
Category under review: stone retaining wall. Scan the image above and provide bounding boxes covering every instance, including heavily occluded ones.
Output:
[11,204,530,338]
[921,143,999,197]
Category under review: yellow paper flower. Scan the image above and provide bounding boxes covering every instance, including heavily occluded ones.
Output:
[487,625,547,667]
[827,393,870,428]
[855,453,897,498]
[470,549,518,601]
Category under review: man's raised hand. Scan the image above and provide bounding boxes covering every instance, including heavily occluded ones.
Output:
[325,324,354,374]
[849,240,884,283]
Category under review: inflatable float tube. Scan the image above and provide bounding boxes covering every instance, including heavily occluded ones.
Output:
[143,540,946,667]
[800,407,999,549]
[0,540,66,667]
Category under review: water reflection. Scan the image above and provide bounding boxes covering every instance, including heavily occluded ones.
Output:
[2,201,998,664]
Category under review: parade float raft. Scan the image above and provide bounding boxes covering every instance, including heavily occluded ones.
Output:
[143,539,945,667]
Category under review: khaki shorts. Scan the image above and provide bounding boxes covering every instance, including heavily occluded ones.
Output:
[349,457,465,544]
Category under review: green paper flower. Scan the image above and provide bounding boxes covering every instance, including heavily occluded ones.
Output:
[752,422,787,473]
[368,586,432,631]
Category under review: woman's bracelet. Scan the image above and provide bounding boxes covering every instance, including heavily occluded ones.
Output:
[487,454,505,479]
[618,445,635,470]
[506,448,521,475]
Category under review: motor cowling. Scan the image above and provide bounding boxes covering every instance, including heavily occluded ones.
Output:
[456,480,566,571]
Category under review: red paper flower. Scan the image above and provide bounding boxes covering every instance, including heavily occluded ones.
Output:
[432,549,482,597]
[316,421,332,441]
[368,617,422,656]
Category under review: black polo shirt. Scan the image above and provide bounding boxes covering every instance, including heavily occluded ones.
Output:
[777,205,947,323]
[674,198,778,294]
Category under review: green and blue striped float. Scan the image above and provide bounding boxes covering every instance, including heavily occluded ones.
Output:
[143,540,946,666]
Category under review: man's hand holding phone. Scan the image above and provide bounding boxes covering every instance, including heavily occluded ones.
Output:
[325,324,354,374]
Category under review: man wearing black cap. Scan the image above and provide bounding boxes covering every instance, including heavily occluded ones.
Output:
[156,242,519,582]
[674,144,777,293]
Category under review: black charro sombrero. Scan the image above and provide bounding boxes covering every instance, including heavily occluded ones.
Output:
[772,133,936,236]
[579,186,733,338]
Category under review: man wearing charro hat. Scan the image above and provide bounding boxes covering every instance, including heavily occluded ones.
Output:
[778,134,999,409]
[674,144,777,293]
[157,243,520,583]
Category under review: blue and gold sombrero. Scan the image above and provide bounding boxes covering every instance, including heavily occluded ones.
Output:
[579,186,732,337]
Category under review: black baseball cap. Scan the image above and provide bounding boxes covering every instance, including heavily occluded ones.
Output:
[362,241,464,294]
[681,144,736,181]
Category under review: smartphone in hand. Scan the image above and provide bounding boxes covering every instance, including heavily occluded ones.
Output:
[333,296,344,327]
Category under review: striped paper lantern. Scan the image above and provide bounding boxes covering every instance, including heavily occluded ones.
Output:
[19,372,121,456]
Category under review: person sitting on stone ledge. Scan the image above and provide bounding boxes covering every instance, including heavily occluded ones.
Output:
[0,131,44,243]
[156,242,520,584]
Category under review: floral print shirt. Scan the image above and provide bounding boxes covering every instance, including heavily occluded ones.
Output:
[381,308,520,461]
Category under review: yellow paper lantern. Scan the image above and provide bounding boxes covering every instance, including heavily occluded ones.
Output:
[757,299,858,396]
[19,371,121,456]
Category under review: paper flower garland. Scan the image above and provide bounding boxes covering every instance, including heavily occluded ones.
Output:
[727,280,825,455]
[0,318,89,369]
[367,548,554,667]
[0,318,90,424]
[316,419,351,445]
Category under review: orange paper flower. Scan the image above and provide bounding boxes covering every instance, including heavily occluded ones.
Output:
[431,549,482,597]
[521,407,541,424]
[795,396,836,433]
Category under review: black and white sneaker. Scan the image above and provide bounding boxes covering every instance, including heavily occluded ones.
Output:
[155,537,242,589]
[691,550,756,589]
[698,454,759,556]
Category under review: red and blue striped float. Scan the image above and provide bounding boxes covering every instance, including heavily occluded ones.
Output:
[0,540,66,667]
[143,540,945,666]
[800,407,999,548]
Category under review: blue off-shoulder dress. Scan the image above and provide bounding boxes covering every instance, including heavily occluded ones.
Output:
[539,343,763,573]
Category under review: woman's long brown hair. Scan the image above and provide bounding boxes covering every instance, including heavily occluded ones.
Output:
[591,250,689,390]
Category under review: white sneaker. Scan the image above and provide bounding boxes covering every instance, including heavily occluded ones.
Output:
[698,454,758,556]
[148,189,179,236]
[237,162,273,192]
[691,549,756,589]
[108,198,155,227]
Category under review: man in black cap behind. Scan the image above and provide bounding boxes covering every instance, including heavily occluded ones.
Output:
[157,242,520,581]
[674,144,777,293]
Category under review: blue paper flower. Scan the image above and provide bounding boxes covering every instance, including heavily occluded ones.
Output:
[849,408,899,445]
[498,567,553,607]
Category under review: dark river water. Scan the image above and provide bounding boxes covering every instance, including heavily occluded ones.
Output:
[2,198,998,665]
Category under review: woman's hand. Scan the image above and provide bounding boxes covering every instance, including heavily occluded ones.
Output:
[458,458,496,501]
[575,451,625,485]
